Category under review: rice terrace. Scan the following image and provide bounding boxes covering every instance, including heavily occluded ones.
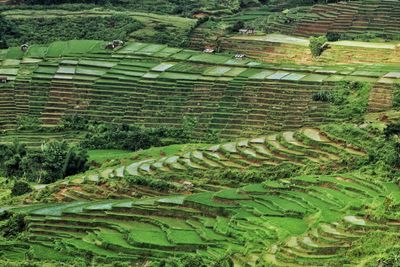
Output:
[0,0,400,266]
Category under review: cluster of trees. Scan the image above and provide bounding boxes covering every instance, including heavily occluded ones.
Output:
[4,0,271,16]
[312,81,370,122]
[309,35,327,57]
[0,212,26,239]
[0,15,16,49]
[60,114,200,151]
[0,140,88,184]
[4,15,143,47]
[124,175,177,192]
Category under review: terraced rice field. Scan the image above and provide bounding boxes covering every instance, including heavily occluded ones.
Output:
[46,127,367,203]
[80,127,364,180]
[219,34,400,65]
[1,40,400,138]
[220,0,400,40]
[0,131,83,148]
[5,173,399,265]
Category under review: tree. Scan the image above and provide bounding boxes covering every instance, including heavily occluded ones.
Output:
[231,21,245,32]
[309,36,327,57]
[0,15,15,49]
[180,255,206,267]
[0,214,26,238]
[11,181,32,196]
[40,140,88,183]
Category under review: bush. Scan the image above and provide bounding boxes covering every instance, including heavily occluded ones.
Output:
[180,255,206,267]
[309,36,327,57]
[80,118,199,151]
[392,83,400,109]
[0,213,26,238]
[0,140,88,183]
[60,114,89,130]
[16,116,41,131]
[230,21,245,33]
[6,15,144,47]
[124,176,177,191]
[312,91,332,102]
[0,14,15,48]
[326,32,341,42]
[11,181,32,196]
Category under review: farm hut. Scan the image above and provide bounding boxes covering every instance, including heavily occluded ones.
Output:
[0,76,7,83]
[105,42,115,50]
[235,54,246,59]
[112,40,124,47]
[20,44,29,52]
[239,28,256,34]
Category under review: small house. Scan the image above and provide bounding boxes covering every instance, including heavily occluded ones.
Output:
[0,76,7,83]
[203,45,215,53]
[112,40,124,47]
[235,54,246,59]
[105,42,115,50]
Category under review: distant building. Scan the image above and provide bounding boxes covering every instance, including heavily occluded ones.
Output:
[203,45,215,53]
[235,54,246,59]
[20,44,29,52]
[192,12,209,19]
[105,40,124,50]
[105,42,115,50]
[0,76,7,83]
[112,40,124,47]
[239,28,256,35]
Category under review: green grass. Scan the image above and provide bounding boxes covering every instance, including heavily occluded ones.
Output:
[2,173,397,265]
[88,149,134,164]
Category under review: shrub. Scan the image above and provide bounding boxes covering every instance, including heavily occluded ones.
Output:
[125,175,177,191]
[312,91,332,102]
[0,14,15,48]
[0,140,88,183]
[11,181,32,196]
[60,114,89,130]
[16,116,41,131]
[392,83,400,109]
[309,36,327,57]
[230,21,245,32]
[326,32,341,42]
[180,255,206,267]
[0,213,26,238]
[384,121,400,139]
[325,81,371,121]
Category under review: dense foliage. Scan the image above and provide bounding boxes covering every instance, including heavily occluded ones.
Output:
[312,81,371,122]
[5,0,269,16]
[393,83,400,109]
[0,140,88,184]
[60,114,203,151]
[309,35,327,57]
[5,15,143,47]
[0,15,16,48]
[0,213,26,239]
[11,181,32,196]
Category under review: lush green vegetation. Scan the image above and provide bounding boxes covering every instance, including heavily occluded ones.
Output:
[0,140,88,183]
[1,0,400,266]
[312,81,372,122]
[309,35,327,57]
[5,15,143,47]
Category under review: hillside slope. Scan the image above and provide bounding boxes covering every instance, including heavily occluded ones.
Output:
[1,40,399,138]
